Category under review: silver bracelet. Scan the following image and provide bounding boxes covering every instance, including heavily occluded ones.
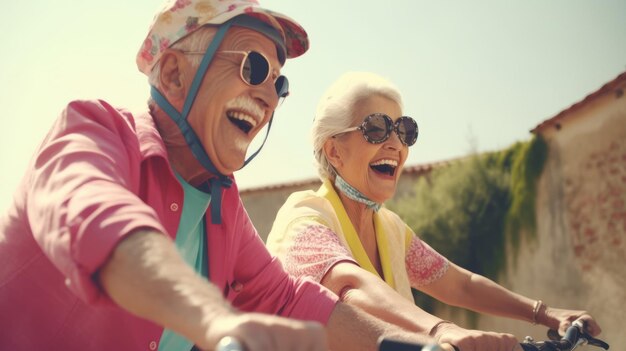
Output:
[422,344,447,351]
[428,320,454,337]
[216,336,244,351]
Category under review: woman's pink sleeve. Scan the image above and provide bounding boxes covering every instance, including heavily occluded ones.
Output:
[405,236,449,287]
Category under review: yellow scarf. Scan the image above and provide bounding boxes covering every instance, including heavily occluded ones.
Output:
[318,179,414,300]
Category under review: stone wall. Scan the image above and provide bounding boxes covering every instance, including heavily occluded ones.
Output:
[241,180,320,240]
[437,77,626,347]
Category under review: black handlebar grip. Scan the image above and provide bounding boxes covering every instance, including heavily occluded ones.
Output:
[560,324,580,349]
[378,338,425,351]
[377,338,452,351]
[547,328,560,341]
[519,343,539,351]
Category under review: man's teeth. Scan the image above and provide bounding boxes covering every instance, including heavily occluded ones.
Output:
[370,159,398,167]
[228,111,258,128]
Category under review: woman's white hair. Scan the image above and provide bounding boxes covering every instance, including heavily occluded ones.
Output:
[147,27,217,108]
[312,71,403,180]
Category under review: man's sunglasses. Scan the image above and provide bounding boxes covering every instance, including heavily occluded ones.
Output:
[182,50,289,101]
[335,113,419,146]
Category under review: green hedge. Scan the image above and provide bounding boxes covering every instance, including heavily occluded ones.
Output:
[387,135,547,321]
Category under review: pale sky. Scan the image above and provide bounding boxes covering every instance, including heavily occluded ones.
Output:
[1,0,625,213]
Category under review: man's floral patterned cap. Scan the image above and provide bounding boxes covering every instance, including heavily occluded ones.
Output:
[137,0,309,75]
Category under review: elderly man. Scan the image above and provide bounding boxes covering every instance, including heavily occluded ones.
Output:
[0,1,442,351]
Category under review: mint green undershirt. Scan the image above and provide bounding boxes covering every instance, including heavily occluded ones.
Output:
[158,173,211,351]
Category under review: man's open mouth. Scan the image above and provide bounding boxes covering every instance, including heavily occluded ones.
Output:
[369,159,398,177]
[227,111,258,134]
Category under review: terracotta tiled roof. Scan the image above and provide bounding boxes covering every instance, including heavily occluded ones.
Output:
[402,159,452,175]
[531,71,626,133]
[239,159,453,195]
[239,178,320,195]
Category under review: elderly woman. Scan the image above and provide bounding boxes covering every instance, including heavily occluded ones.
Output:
[266,71,602,351]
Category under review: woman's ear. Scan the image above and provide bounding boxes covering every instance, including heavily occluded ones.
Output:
[323,138,343,169]
[158,49,188,107]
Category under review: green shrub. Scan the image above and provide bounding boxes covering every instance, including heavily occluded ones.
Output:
[387,135,547,322]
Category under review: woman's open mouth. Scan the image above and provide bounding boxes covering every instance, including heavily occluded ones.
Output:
[369,159,398,177]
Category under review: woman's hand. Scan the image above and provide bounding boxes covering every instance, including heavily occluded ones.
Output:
[432,321,522,351]
[540,306,602,337]
[202,313,327,351]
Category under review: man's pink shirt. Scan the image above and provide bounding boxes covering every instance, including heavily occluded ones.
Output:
[0,100,337,350]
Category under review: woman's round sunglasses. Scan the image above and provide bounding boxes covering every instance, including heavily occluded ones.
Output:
[182,50,289,101]
[335,113,419,146]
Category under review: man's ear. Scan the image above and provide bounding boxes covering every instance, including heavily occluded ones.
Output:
[323,138,343,169]
[158,49,188,105]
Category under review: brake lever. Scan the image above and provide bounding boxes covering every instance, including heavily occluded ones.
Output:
[581,331,610,350]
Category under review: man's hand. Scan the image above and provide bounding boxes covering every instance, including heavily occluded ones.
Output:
[203,313,327,351]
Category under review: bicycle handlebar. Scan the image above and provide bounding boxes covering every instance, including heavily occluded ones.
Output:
[202,320,610,351]
[378,337,443,351]
[379,320,610,351]
[520,320,609,351]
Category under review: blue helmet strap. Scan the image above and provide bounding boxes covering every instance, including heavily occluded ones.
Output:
[150,15,283,224]
[242,114,273,168]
